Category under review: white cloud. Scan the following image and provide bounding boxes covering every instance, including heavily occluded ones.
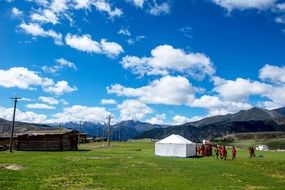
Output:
[213,77,270,102]
[101,99,117,105]
[100,39,124,57]
[205,64,285,113]
[50,0,69,13]
[50,105,111,123]
[118,28,131,36]
[43,58,77,73]
[27,0,122,22]
[65,33,101,53]
[121,45,214,79]
[275,16,285,24]
[60,99,69,105]
[178,26,192,38]
[207,102,252,116]
[257,100,280,110]
[21,98,33,102]
[65,33,123,57]
[145,113,166,125]
[0,106,47,124]
[211,0,276,11]
[172,114,206,125]
[12,7,23,17]
[0,67,76,95]
[172,115,191,125]
[259,64,285,83]
[108,75,196,105]
[260,85,285,108]
[56,58,77,69]
[26,103,56,110]
[39,96,59,105]
[43,80,77,95]
[126,35,145,45]
[93,0,123,18]
[126,0,145,8]
[190,95,252,116]
[0,67,42,89]
[117,99,152,121]
[191,95,222,108]
[276,3,285,11]
[29,0,49,6]
[210,65,285,114]
[74,0,92,9]
[30,9,58,25]
[19,22,63,45]
[126,0,170,16]
[148,2,170,16]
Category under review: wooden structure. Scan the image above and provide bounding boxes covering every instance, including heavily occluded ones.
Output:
[94,137,107,142]
[17,129,78,151]
[0,135,17,146]
[78,133,87,143]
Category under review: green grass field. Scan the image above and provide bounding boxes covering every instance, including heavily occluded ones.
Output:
[1,141,285,190]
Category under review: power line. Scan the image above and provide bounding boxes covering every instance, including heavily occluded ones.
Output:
[9,97,21,152]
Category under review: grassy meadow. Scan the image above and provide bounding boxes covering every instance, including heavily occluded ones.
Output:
[0,141,285,190]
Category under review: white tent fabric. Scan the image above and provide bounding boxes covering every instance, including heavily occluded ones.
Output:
[155,134,196,158]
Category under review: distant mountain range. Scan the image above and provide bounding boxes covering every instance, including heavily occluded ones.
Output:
[1,107,285,142]
[50,120,168,141]
[135,107,285,142]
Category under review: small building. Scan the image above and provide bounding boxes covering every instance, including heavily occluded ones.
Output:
[155,134,196,158]
[256,145,269,151]
[202,139,211,145]
[0,135,17,146]
[17,129,78,151]
[78,133,87,143]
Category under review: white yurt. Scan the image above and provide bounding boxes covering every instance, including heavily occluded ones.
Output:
[256,145,269,151]
[155,134,196,158]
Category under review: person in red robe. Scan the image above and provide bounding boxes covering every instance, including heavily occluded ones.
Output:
[232,146,236,160]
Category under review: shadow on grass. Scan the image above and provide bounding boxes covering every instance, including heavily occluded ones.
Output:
[188,155,203,159]
[77,149,91,152]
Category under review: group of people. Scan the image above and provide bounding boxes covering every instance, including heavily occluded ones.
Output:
[196,144,212,157]
[197,144,258,160]
[214,145,236,160]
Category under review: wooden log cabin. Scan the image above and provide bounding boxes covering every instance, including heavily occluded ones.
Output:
[0,135,17,146]
[17,129,78,151]
[79,133,87,143]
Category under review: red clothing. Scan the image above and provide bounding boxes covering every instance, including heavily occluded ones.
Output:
[220,147,224,155]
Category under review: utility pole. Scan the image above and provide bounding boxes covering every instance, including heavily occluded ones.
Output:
[9,97,21,152]
[78,121,82,145]
[118,124,121,142]
[107,115,112,146]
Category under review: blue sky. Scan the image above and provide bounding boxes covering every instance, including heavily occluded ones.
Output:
[1,0,285,125]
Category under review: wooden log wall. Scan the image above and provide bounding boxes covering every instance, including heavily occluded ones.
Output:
[17,133,78,151]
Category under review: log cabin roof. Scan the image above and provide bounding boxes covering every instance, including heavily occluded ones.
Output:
[17,128,77,136]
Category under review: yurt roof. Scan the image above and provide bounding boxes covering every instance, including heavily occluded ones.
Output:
[156,134,195,144]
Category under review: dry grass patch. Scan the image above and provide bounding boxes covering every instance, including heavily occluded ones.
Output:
[0,164,24,171]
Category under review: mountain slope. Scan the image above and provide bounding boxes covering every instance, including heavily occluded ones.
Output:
[136,120,285,142]
[273,107,285,116]
[0,118,62,136]
[136,107,285,142]
[189,107,284,127]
